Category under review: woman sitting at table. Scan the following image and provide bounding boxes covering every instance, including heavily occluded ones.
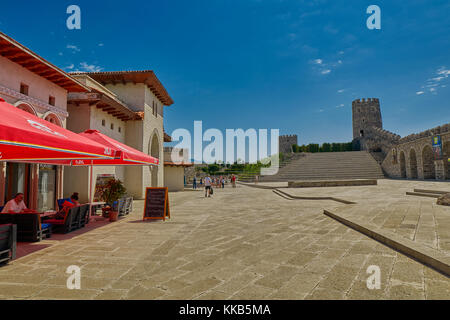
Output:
[70,193,80,206]
[1,193,27,213]
[50,193,80,220]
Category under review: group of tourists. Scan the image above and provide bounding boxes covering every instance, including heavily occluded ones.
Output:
[191,174,237,197]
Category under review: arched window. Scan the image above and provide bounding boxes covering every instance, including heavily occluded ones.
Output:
[16,103,37,116]
[44,113,62,127]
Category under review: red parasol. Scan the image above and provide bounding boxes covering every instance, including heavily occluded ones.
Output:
[0,99,119,162]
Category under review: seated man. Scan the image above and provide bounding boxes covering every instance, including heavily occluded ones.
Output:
[1,193,27,213]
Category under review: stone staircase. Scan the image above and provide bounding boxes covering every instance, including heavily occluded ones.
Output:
[238,153,305,182]
[260,151,385,182]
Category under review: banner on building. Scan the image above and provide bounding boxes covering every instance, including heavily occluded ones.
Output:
[432,135,443,160]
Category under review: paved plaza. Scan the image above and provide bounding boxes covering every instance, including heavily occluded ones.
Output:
[0,180,449,300]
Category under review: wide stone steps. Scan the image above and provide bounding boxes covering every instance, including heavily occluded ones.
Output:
[260,151,385,182]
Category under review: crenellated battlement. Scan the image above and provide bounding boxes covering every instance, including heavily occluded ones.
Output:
[279,134,298,138]
[352,98,380,105]
[399,123,450,144]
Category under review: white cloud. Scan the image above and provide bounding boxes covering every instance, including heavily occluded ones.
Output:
[337,89,345,93]
[431,76,445,82]
[416,66,449,95]
[65,64,75,70]
[437,68,450,76]
[73,62,103,73]
[80,62,103,72]
[66,44,80,53]
[98,43,104,47]
[311,57,342,76]
[336,104,345,108]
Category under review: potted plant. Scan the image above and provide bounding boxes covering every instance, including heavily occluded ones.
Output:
[98,178,127,222]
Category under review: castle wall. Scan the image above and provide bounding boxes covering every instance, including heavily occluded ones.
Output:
[382,125,450,180]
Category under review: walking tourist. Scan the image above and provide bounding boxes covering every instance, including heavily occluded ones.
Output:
[193,176,197,189]
[231,175,236,188]
[1,193,27,213]
[204,176,212,197]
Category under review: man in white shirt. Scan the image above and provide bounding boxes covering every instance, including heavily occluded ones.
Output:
[2,193,27,213]
[204,176,212,197]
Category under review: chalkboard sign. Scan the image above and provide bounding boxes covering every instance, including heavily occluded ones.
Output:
[143,187,171,221]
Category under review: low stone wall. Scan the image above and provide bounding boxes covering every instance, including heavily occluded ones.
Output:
[288,179,377,188]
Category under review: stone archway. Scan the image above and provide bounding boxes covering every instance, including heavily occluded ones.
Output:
[409,148,418,179]
[149,132,160,187]
[399,151,406,178]
[422,145,435,179]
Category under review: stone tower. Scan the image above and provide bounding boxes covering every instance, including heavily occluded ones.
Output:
[352,98,382,140]
[279,135,298,153]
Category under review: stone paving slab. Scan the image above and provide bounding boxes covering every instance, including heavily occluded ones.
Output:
[0,181,448,299]
[285,180,450,256]
[323,208,450,276]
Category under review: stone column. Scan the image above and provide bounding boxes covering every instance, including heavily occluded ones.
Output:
[434,160,445,180]
[417,157,424,179]
[29,164,39,210]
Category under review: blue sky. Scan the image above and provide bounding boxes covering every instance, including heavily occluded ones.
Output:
[0,0,449,145]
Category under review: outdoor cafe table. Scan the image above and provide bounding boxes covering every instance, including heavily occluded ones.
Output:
[89,202,106,217]
[40,211,57,218]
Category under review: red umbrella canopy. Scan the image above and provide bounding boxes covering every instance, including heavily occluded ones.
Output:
[0,99,119,162]
[73,129,159,166]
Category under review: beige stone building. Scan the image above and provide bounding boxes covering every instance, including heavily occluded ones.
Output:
[0,32,89,211]
[67,71,174,200]
[163,147,192,192]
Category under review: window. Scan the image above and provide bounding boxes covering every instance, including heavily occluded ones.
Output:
[20,83,29,95]
[48,96,55,106]
[102,120,106,126]
[110,123,114,130]
[118,127,122,133]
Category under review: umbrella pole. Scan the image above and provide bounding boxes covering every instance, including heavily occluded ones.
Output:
[89,164,93,219]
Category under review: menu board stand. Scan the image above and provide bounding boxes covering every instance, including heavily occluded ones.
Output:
[143,187,171,221]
